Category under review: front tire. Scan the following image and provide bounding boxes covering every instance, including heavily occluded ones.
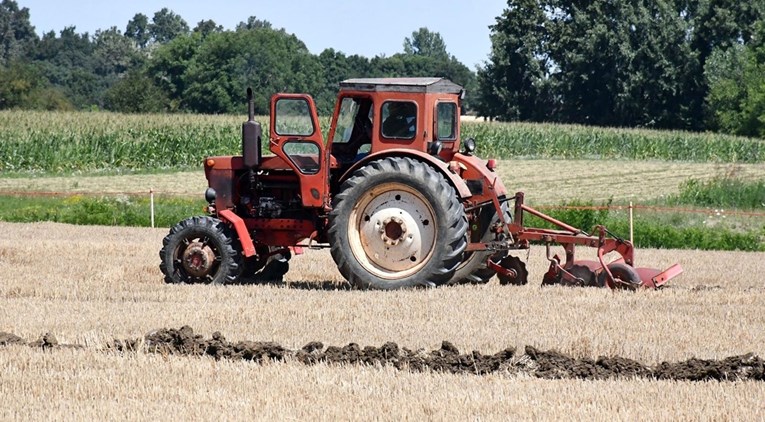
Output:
[159,216,242,285]
[328,157,467,289]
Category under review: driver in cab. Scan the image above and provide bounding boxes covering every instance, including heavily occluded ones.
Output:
[382,101,416,138]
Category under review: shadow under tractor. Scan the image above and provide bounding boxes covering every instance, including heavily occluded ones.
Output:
[160,78,682,290]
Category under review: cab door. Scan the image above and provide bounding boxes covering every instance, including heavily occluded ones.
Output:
[269,94,328,208]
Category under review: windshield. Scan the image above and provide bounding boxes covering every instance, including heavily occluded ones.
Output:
[332,97,360,144]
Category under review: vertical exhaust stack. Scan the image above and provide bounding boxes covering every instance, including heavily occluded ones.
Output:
[242,87,261,168]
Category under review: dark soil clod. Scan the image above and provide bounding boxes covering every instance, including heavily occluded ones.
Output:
[1,326,762,382]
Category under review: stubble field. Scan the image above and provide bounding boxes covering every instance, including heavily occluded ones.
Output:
[1,221,764,419]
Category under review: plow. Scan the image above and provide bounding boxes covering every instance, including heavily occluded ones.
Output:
[486,193,683,289]
[159,77,682,289]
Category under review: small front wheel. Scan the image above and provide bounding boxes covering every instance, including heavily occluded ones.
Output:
[159,216,242,284]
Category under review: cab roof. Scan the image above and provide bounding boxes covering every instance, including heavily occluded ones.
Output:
[339,77,463,94]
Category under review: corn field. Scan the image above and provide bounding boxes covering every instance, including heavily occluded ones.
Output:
[1,110,763,173]
[466,121,765,162]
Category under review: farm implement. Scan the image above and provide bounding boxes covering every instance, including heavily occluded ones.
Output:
[160,77,682,289]
[486,193,683,288]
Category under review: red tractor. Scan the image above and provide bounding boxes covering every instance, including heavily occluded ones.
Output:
[160,78,682,290]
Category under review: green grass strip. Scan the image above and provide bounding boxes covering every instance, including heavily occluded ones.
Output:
[0,195,761,251]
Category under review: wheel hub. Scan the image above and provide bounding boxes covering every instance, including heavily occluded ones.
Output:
[380,216,407,246]
[351,185,437,278]
[182,241,215,277]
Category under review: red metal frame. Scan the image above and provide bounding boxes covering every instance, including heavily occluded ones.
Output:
[482,193,682,289]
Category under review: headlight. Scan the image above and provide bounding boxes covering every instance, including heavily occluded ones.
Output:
[463,138,477,155]
[204,187,217,203]
[428,140,443,156]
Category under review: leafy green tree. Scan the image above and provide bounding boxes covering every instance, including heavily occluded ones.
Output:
[316,48,372,114]
[193,19,223,38]
[30,27,103,108]
[476,0,552,121]
[150,8,189,44]
[182,28,323,114]
[0,59,71,110]
[547,0,696,128]
[236,16,273,31]
[478,0,764,129]
[0,0,37,65]
[92,27,143,77]
[146,33,204,110]
[705,22,765,137]
[125,13,150,49]
[104,70,168,113]
[403,27,448,59]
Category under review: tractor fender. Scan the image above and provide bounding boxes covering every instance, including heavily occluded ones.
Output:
[218,209,256,258]
[338,149,473,199]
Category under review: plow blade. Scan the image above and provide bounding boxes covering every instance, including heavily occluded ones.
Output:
[541,258,683,290]
[634,263,683,289]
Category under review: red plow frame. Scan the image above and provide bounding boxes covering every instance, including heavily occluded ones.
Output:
[486,192,683,289]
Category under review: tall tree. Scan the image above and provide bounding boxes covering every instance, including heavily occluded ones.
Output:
[92,27,143,78]
[0,0,37,65]
[150,8,189,44]
[548,0,696,128]
[684,0,765,129]
[478,0,764,129]
[181,28,323,114]
[236,16,273,31]
[125,13,150,49]
[705,22,765,137]
[146,33,204,110]
[316,49,371,114]
[193,19,223,38]
[31,26,102,107]
[476,0,552,121]
[403,27,448,58]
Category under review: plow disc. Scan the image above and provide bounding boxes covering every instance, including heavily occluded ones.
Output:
[541,258,683,290]
[488,255,529,285]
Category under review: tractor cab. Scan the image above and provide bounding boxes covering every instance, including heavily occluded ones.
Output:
[325,78,465,165]
[263,77,467,209]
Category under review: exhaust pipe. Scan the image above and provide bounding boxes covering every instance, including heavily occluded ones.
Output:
[242,87,261,168]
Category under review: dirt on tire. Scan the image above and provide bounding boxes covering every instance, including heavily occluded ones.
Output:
[2,326,763,382]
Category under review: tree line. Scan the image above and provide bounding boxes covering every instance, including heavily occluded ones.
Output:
[1,0,764,137]
[476,0,765,137]
[0,3,475,116]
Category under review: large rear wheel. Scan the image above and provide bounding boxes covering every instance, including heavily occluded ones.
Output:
[159,216,242,284]
[328,157,467,289]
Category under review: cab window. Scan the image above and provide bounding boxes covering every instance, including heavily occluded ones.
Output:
[436,102,457,140]
[274,98,314,136]
[381,101,417,139]
[283,141,320,174]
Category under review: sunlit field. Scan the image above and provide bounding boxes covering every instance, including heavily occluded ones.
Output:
[0,222,763,418]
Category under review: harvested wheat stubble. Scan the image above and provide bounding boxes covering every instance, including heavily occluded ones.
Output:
[1,222,764,365]
[1,221,764,420]
[3,348,763,422]
[2,325,763,382]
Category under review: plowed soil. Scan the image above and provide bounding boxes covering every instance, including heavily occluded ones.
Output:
[3,326,762,382]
